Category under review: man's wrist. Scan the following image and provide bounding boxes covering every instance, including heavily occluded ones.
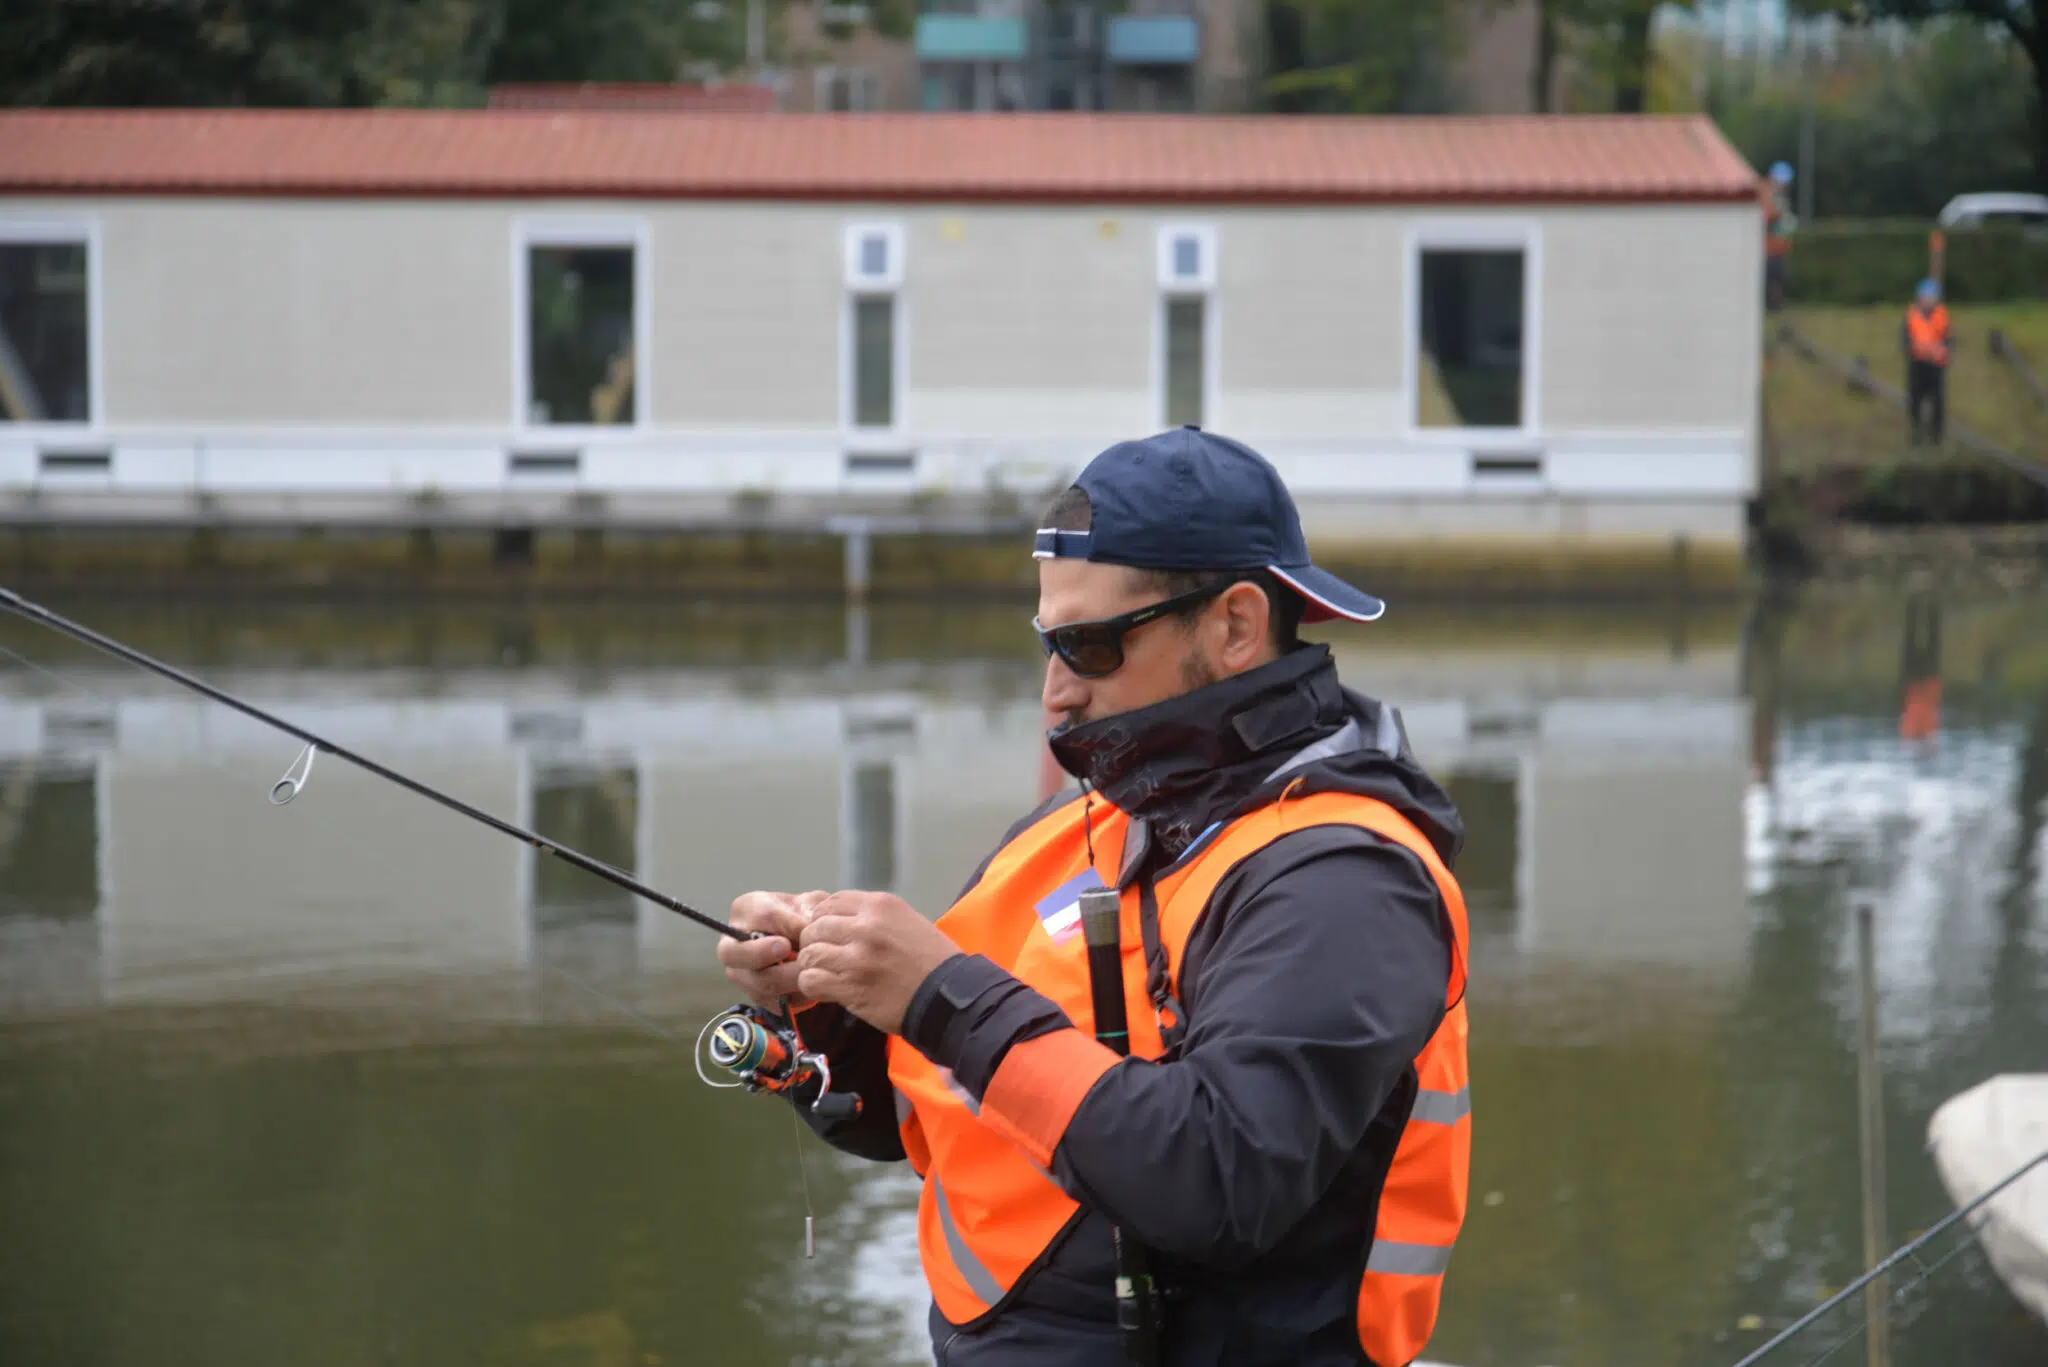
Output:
[903,954,1012,1060]
[902,955,1072,1095]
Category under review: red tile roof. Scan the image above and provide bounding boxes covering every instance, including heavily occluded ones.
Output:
[487,82,779,113]
[0,110,1759,205]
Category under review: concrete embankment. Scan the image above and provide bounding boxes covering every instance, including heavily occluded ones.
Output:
[0,520,1742,603]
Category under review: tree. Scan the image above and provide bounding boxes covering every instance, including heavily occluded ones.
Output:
[0,0,770,109]
[0,0,408,106]
[1710,19,2037,215]
[1556,0,1699,113]
[1255,0,1459,113]
[1855,0,2048,186]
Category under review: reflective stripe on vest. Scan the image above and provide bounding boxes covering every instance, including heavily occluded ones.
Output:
[1907,304,1951,365]
[887,786,1472,1359]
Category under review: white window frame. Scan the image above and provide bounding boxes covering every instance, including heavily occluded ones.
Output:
[511,216,652,436]
[0,216,104,433]
[841,221,907,446]
[843,221,904,292]
[1155,221,1216,292]
[1403,217,1542,444]
[1153,222,1219,431]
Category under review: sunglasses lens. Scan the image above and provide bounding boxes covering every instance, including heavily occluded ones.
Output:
[1057,627,1123,678]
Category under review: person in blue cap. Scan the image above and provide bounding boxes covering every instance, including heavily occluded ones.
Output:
[721,427,1472,1367]
[1763,161,1798,311]
[1902,277,1953,446]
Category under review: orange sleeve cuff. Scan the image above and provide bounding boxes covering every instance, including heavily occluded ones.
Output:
[979,1028,1121,1169]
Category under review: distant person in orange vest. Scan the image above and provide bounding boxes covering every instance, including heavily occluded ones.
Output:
[1762,162,1797,311]
[1902,278,1953,446]
[720,428,1471,1367]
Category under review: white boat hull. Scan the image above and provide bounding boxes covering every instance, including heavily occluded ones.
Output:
[1928,1074,2048,1324]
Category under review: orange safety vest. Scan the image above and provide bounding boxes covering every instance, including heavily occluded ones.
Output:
[1907,304,1952,366]
[887,787,1472,1366]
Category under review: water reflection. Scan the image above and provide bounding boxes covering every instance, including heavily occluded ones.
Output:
[0,595,2044,1367]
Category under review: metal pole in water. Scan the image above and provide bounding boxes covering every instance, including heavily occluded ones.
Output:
[1855,898,1891,1367]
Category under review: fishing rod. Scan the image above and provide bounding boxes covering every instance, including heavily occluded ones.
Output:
[1728,1144,2048,1367]
[1,585,862,1253]
[0,585,745,941]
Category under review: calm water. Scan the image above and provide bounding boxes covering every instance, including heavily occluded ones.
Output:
[1,593,2045,1367]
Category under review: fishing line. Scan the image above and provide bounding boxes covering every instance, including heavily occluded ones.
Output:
[3,588,857,1258]
[0,638,116,700]
[1729,1144,2048,1367]
[0,587,743,941]
[1789,1217,1990,1367]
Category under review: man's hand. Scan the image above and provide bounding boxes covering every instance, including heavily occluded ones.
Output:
[718,890,827,1009]
[796,891,962,1035]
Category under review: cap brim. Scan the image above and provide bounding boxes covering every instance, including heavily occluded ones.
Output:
[1269,564,1386,624]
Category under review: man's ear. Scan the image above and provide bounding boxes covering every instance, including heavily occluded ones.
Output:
[1216,581,1272,669]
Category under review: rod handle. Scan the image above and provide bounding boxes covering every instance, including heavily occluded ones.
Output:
[1079,887,1121,949]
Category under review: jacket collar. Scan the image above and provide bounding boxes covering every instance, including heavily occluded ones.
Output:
[1047,645,1349,863]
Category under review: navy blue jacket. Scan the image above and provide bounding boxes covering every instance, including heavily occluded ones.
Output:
[790,646,1462,1366]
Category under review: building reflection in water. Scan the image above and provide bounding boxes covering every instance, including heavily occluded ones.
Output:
[5,598,2047,1366]
[0,609,1751,1016]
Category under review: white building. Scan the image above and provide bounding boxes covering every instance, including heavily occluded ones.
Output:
[0,110,1762,557]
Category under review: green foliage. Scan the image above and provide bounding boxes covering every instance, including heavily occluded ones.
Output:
[0,0,773,108]
[1253,0,1458,113]
[1783,222,2048,303]
[1850,0,2048,180]
[485,0,743,86]
[1711,20,2040,216]
[0,0,410,106]
[1560,0,1697,113]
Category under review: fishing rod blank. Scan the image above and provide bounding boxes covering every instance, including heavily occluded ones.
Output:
[0,586,744,941]
[1728,1144,2048,1367]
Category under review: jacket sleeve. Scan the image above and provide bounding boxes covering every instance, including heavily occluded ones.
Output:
[904,829,1451,1267]
[786,1001,908,1162]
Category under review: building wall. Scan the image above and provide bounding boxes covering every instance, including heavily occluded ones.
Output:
[652,205,842,428]
[1541,204,1759,432]
[98,200,512,426]
[0,193,1760,531]
[907,208,1155,436]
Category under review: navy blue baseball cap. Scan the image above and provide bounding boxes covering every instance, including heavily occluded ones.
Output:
[1034,426,1385,624]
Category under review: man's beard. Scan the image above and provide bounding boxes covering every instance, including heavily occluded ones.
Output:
[1063,647,1219,728]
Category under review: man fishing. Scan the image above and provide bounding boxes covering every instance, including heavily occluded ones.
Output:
[718,426,1472,1367]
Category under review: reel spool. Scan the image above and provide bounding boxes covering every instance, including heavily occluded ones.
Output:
[700,1004,861,1120]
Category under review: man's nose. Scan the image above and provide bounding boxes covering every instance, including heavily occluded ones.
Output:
[1041,653,1087,715]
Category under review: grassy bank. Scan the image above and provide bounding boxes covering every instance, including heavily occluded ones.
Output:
[1765,302,2048,473]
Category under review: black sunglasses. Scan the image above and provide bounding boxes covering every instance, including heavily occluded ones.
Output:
[1033,578,1240,679]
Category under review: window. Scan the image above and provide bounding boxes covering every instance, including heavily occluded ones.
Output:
[844,223,904,434]
[1157,224,1214,290]
[842,705,914,889]
[528,761,642,987]
[816,66,878,111]
[1163,299,1205,429]
[530,764,640,931]
[1439,769,1519,942]
[0,759,99,924]
[920,62,1025,111]
[0,227,92,425]
[1415,242,1529,431]
[853,299,897,429]
[517,221,646,428]
[1157,224,1214,429]
[847,762,897,889]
